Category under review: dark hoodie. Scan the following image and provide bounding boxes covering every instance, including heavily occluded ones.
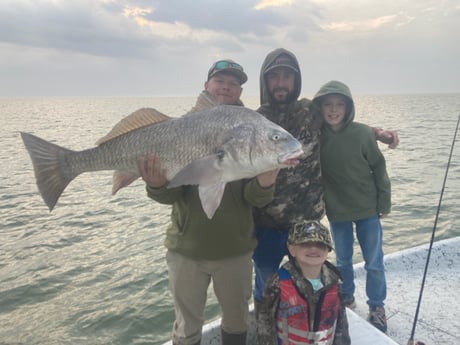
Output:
[253,48,324,229]
[313,80,391,222]
[259,48,302,107]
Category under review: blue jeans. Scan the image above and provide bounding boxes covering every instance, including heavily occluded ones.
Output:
[252,225,289,301]
[329,214,386,307]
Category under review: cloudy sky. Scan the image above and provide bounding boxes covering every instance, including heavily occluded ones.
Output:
[1,0,459,98]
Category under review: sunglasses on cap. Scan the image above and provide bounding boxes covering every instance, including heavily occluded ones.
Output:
[211,60,244,72]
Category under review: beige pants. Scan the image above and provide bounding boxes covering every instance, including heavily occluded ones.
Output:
[166,250,253,345]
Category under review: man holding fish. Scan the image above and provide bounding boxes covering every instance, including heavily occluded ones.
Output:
[138,60,286,345]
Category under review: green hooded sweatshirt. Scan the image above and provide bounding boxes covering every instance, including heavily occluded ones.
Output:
[313,80,391,222]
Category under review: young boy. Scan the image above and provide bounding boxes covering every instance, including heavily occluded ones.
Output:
[257,220,350,345]
[313,80,391,333]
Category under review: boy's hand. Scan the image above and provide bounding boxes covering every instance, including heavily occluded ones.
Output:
[374,128,399,149]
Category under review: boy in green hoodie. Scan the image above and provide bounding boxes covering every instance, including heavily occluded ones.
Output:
[313,80,391,333]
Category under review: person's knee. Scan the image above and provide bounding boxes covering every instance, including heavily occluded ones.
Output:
[221,307,248,333]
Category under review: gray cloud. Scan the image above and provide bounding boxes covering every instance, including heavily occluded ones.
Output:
[0,0,320,59]
[0,0,458,96]
[144,0,288,35]
[0,1,159,58]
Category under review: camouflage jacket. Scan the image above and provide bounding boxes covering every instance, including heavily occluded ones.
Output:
[257,260,351,345]
[253,98,325,229]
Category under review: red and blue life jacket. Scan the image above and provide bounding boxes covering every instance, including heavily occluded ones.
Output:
[276,267,340,345]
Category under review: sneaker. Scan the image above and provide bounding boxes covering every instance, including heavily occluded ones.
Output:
[342,296,356,309]
[367,306,387,333]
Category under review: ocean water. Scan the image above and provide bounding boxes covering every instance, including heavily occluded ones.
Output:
[0,94,459,345]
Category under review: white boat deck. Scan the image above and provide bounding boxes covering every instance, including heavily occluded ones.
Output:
[192,307,397,344]
[347,309,398,344]
[352,237,460,344]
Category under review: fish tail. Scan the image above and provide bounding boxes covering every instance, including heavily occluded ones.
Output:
[20,132,80,211]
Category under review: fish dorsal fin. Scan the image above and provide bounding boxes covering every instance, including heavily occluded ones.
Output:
[187,91,218,114]
[96,108,171,145]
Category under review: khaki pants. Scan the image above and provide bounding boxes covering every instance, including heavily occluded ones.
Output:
[166,250,253,345]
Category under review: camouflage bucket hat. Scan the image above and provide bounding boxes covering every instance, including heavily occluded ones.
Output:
[288,220,334,251]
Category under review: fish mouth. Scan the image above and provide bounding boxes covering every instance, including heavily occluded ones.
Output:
[278,149,304,166]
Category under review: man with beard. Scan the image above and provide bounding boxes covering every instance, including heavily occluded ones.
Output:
[252,48,399,313]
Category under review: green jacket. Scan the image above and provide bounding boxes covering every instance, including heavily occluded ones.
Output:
[313,80,391,222]
[147,91,275,260]
[147,180,274,260]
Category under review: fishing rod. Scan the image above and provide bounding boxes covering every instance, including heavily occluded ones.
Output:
[407,114,460,345]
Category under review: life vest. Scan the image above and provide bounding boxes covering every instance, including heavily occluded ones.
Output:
[276,267,339,345]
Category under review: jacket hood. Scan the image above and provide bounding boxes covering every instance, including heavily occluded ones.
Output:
[312,80,355,131]
[259,48,302,106]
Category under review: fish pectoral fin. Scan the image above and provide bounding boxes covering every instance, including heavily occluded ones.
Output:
[198,182,226,219]
[112,171,140,195]
[168,155,223,188]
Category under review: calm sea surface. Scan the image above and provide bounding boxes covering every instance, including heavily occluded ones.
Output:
[1,95,459,345]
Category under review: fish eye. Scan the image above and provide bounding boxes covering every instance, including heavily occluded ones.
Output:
[272,131,282,141]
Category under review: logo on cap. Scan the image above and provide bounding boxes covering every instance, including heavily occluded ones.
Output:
[264,54,299,74]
